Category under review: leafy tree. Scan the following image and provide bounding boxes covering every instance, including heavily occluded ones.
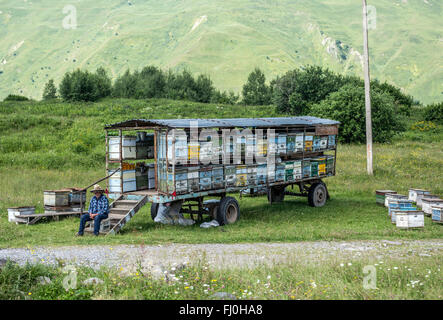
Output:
[195,74,215,103]
[242,68,272,105]
[165,69,198,101]
[112,69,138,98]
[59,69,108,102]
[310,84,404,143]
[272,66,345,115]
[93,67,112,99]
[134,66,166,99]
[42,79,57,100]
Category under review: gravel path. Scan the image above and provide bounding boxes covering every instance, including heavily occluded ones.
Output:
[1,240,442,277]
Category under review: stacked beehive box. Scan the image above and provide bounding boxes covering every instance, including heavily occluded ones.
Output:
[154,130,337,195]
[375,190,397,206]
[44,190,71,214]
[212,165,224,189]
[109,135,153,160]
[379,187,443,228]
[188,166,200,192]
[109,166,137,193]
[421,198,443,216]
[396,211,425,229]
[388,199,415,224]
[416,193,439,208]
[66,188,86,212]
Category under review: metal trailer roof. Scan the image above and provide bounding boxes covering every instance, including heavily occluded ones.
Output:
[105,116,340,130]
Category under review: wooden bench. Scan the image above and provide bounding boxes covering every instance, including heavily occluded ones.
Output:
[12,211,85,225]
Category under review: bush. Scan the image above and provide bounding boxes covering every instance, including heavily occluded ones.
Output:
[211,90,240,105]
[310,84,404,143]
[272,66,345,115]
[410,121,437,132]
[59,68,112,102]
[3,94,29,102]
[370,79,415,116]
[423,102,443,124]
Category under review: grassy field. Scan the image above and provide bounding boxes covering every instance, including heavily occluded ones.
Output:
[1,0,442,103]
[0,99,442,248]
[1,253,441,300]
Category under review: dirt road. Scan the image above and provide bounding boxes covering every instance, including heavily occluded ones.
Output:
[1,240,441,277]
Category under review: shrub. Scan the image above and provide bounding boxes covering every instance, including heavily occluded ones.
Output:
[310,84,404,143]
[411,121,437,132]
[272,66,346,115]
[423,102,443,124]
[3,94,29,102]
[211,90,240,105]
[59,68,112,102]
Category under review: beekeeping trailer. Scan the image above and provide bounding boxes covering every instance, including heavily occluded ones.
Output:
[102,116,339,232]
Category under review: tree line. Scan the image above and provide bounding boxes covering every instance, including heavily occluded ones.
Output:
[36,64,439,143]
[43,66,240,105]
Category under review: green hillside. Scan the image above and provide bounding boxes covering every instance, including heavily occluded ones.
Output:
[0,0,441,103]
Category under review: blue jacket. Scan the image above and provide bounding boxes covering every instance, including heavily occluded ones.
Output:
[88,195,109,216]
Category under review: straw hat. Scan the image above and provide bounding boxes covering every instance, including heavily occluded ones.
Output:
[90,184,104,193]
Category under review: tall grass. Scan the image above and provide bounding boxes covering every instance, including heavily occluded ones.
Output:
[1,254,441,300]
[0,99,441,247]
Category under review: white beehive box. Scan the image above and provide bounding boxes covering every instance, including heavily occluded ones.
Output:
[396,211,424,229]
[416,194,439,208]
[8,207,35,223]
[108,169,137,193]
[109,136,137,160]
[44,190,70,207]
[384,194,407,207]
[408,188,430,203]
[421,198,443,215]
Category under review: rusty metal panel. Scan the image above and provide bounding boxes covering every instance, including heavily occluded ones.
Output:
[315,125,339,136]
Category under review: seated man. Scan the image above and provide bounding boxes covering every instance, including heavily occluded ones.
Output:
[76,184,109,236]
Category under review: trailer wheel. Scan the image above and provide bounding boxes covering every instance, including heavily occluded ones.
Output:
[216,197,240,225]
[267,186,285,203]
[308,183,328,207]
[151,203,159,221]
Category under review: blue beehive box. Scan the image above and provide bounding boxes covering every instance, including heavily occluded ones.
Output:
[313,136,321,151]
[328,135,336,148]
[431,206,443,223]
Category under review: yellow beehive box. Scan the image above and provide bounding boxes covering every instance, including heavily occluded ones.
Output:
[188,144,200,161]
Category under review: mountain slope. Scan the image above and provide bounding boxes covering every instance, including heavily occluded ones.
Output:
[0,0,441,103]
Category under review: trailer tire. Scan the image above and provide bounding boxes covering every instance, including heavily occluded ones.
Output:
[216,197,240,225]
[151,203,159,221]
[267,186,285,203]
[308,182,328,207]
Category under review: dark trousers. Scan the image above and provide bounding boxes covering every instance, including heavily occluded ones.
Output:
[79,213,108,235]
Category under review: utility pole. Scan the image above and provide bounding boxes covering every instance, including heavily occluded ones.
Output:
[362,0,373,175]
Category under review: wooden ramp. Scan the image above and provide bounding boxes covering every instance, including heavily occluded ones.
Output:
[86,194,148,235]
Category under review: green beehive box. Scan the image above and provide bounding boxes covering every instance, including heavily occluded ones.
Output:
[310,161,319,177]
